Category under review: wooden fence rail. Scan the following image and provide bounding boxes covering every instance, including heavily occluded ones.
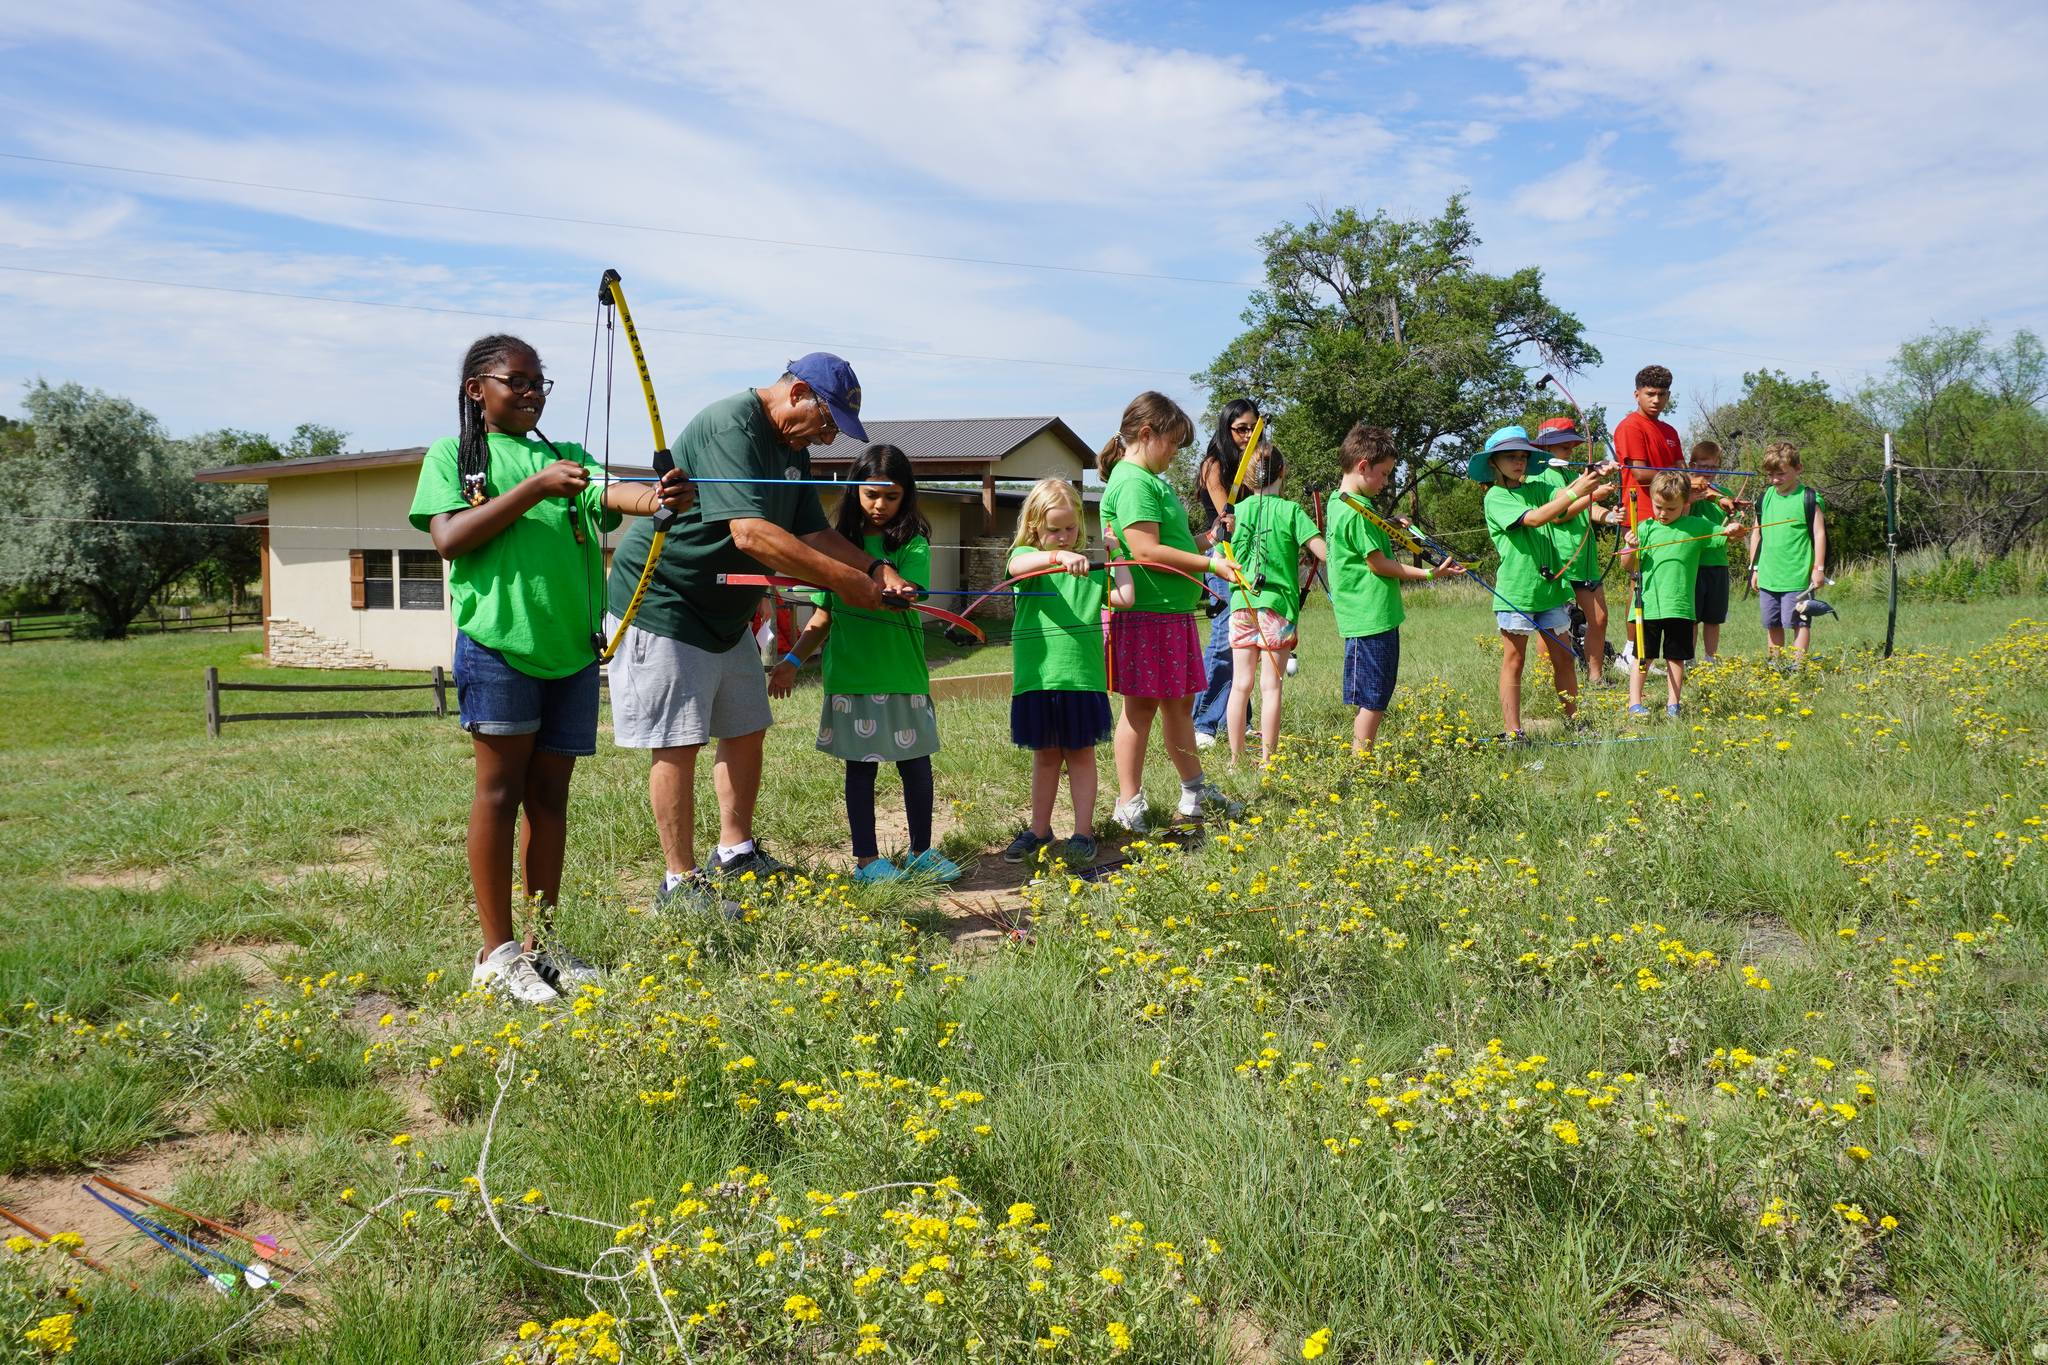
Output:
[5,608,259,644]
[204,666,448,738]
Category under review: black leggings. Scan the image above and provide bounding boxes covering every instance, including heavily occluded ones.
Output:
[844,756,933,860]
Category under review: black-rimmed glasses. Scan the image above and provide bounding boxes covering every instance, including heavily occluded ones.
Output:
[482,374,555,395]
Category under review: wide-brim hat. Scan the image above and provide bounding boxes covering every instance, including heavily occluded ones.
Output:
[1467,425,1542,482]
[1534,417,1585,448]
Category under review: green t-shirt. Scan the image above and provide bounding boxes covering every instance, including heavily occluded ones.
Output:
[605,390,830,651]
[1226,493,1321,620]
[1757,485,1822,592]
[1326,493,1403,639]
[1533,465,1599,582]
[408,432,622,679]
[1006,548,1107,694]
[1693,497,1730,568]
[1483,482,1572,615]
[1099,460,1201,614]
[813,535,931,696]
[1634,515,1712,621]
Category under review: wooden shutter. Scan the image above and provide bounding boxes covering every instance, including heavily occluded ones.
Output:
[349,550,366,609]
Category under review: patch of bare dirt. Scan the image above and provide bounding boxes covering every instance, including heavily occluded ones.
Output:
[391,1075,456,1142]
[0,1130,282,1273]
[1218,1308,1280,1365]
[177,940,291,987]
[65,867,171,892]
[1738,914,1814,967]
[265,834,384,887]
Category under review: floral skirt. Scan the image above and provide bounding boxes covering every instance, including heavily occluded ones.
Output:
[1106,610,1204,699]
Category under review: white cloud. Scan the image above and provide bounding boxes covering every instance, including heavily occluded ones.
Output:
[1325,0,2048,379]
[1506,132,1642,227]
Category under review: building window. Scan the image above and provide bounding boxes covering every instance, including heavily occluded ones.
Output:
[352,550,394,610]
[398,550,444,610]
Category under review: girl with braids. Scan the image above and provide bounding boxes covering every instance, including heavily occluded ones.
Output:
[409,334,692,1005]
[1096,390,1242,833]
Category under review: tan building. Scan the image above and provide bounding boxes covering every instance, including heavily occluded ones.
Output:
[195,416,1099,671]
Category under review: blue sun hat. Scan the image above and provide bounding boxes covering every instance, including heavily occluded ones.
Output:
[1467,425,1543,482]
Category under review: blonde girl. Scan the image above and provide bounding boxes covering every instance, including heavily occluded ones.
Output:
[1096,391,1241,832]
[1000,479,1135,866]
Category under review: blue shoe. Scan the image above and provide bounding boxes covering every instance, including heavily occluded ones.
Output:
[1627,704,1651,719]
[1064,834,1099,866]
[904,849,964,884]
[1665,703,1683,720]
[853,858,903,884]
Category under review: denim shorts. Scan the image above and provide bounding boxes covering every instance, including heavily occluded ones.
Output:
[1343,630,1401,711]
[1495,605,1572,636]
[453,631,600,755]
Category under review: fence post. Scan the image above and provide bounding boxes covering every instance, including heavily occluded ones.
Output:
[432,665,447,717]
[204,667,222,738]
[0,619,10,645]
[1883,432,1898,660]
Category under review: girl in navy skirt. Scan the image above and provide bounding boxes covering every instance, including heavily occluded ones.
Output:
[1000,479,1134,866]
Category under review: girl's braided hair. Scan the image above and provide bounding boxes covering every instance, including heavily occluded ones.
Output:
[456,334,536,507]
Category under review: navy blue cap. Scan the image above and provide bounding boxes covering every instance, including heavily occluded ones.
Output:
[786,352,867,443]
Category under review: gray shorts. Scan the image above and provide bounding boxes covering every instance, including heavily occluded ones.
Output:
[1759,588,1804,631]
[605,617,773,750]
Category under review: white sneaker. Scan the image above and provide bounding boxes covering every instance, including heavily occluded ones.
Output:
[1193,731,1217,751]
[1111,793,1153,833]
[1285,656,1299,677]
[1178,781,1243,821]
[472,941,559,1005]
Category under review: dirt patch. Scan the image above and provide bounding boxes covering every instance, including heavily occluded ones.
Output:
[344,991,403,1032]
[1738,915,1814,967]
[178,940,291,987]
[390,1075,456,1142]
[1218,1308,1280,1365]
[0,1130,279,1272]
[266,834,384,887]
[65,867,171,892]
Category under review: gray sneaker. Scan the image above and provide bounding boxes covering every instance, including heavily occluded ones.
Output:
[533,943,602,993]
[710,843,790,881]
[1111,794,1153,834]
[1177,781,1242,821]
[655,871,744,920]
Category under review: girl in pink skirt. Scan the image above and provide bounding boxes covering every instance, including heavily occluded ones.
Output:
[1096,391,1243,833]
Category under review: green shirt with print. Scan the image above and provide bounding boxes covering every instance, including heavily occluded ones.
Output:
[1482,482,1572,616]
[1634,514,1713,620]
[1326,493,1404,639]
[1226,493,1321,620]
[1099,459,1201,614]
[1756,484,1823,592]
[409,432,622,679]
[812,535,931,696]
[1533,464,1599,582]
[1007,548,1107,694]
[605,390,830,651]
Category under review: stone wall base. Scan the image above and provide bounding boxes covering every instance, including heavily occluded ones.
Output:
[267,618,388,669]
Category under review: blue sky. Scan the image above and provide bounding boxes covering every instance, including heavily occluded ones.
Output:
[2,0,2042,454]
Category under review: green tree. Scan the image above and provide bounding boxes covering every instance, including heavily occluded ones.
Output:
[1198,195,1600,527]
[0,383,256,637]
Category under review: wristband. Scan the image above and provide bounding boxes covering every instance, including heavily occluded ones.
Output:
[864,557,886,579]
[1422,567,1434,580]
[780,651,802,670]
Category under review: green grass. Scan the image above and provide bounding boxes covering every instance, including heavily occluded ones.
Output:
[3,591,2047,1362]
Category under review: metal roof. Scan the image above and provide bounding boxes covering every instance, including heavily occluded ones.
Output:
[809,416,1092,466]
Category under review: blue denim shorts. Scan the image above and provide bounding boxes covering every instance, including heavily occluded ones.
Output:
[453,631,600,756]
[1343,630,1401,711]
[1759,587,1803,631]
[1495,604,1572,636]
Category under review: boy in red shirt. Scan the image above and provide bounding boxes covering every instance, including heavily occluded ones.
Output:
[1611,364,1684,670]
[1612,364,1685,526]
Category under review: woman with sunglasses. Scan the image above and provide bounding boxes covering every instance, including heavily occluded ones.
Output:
[1191,398,1260,747]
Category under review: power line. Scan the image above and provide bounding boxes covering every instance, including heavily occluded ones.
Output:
[0,151,1253,289]
[0,264,1189,379]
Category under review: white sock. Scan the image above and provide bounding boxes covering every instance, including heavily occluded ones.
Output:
[1181,774,1205,795]
[716,840,755,862]
[662,870,688,893]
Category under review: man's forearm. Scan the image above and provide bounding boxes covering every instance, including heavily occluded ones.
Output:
[730,519,867,594]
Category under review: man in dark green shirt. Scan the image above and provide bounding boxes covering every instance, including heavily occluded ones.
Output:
[604,354,911,902]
